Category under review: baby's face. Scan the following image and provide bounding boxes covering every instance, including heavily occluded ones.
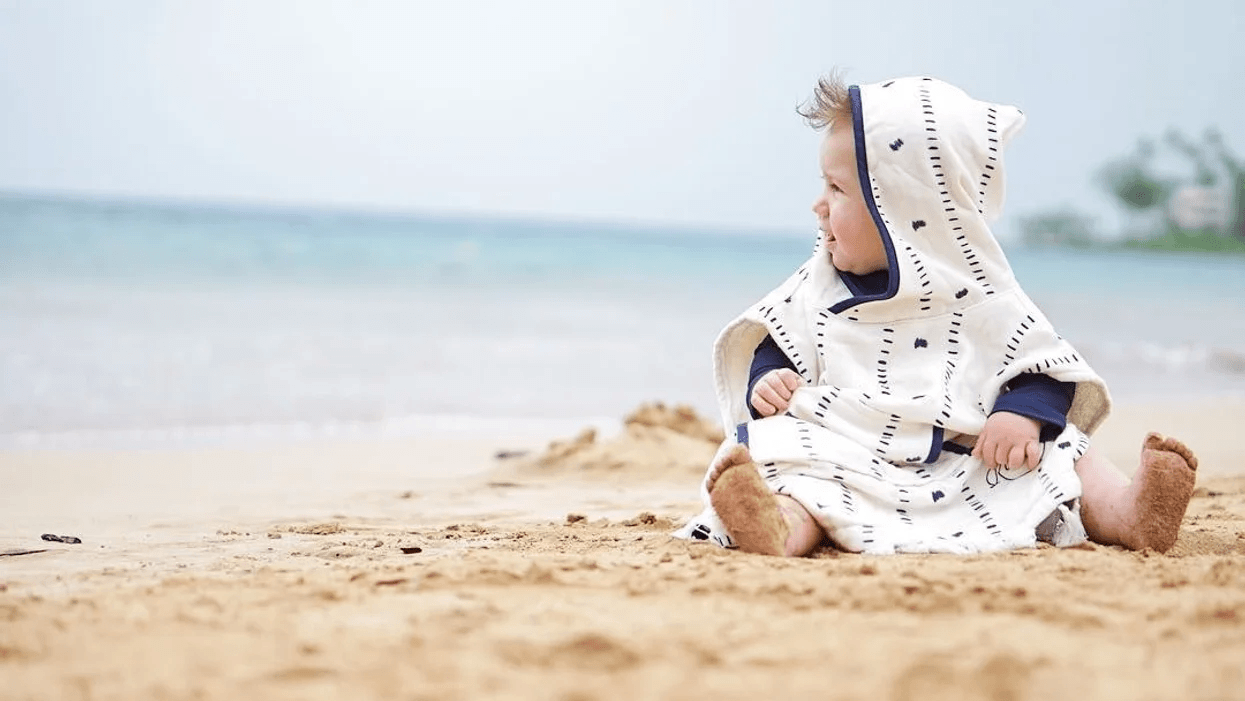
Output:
[812,125,887,275]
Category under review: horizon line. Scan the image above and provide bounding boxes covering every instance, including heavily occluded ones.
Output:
[0,187,812,240]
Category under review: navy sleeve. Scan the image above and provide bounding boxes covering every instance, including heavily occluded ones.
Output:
[746,335,796,419]
[990,373,1076,443]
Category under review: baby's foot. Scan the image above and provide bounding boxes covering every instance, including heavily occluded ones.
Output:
[710,454,789,557]
[706,443,753,492]
[1123,433,1198,553]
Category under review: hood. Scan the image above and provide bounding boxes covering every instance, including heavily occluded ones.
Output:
[809,76,1028,323]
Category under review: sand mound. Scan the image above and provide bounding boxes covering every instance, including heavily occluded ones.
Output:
[622,402,724,444]
[512,402,724,481]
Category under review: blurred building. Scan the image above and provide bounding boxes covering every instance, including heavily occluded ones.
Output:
[1169,185,1232,231]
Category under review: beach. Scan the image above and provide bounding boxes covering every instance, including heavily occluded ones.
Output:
[5,3,1245,697]
[4,197,1245,699]
[3,398,1244,701]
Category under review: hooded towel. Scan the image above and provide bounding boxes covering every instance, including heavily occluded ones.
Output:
[676,77,1111,554]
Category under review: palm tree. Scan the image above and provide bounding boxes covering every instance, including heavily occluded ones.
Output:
[1097,138,1171,240]
[1204,129,1245,239]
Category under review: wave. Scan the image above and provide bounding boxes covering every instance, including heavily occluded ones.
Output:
[1079,341,1245,375]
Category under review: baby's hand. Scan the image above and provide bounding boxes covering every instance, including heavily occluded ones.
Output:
[750,369,803,417]
[972,411,1042,470]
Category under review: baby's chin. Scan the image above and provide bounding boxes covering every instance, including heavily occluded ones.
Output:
[829,254,887,277]
[826,246,849,270]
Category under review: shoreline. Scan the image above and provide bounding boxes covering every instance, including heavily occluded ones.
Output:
[0,413,629,453]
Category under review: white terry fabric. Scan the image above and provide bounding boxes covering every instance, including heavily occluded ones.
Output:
[675,77,1112,554]
[681,421,1093,553]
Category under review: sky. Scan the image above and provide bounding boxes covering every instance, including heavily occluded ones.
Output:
[1,0,1242,239]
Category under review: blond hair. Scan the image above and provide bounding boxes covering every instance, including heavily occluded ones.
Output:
[797,70,851,131]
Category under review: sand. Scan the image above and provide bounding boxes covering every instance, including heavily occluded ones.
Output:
[2,399,1245,701]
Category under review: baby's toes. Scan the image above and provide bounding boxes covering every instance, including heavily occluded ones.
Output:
[1143,433,1198,471]
[716,443,752,470]
[707,443,754,490]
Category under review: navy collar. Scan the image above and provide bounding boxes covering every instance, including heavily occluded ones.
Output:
[839,268,890,297]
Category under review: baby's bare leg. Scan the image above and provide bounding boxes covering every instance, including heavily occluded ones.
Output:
[1076,433,1198,553]
[708,445,824,557]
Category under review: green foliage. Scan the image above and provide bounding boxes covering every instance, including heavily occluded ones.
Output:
[1097,140,1172,212]
[1028,128,1245,252]
[1018,209,1096,248]
[1166,129,1220,186]
[1204,128,1243,178]
[1116,227,1245,254]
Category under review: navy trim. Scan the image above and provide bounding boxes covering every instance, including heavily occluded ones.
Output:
[942,440,972,456]
[735,422,750,447]
[747,335,796,419]
[829,85,900,314]
[926,426,944,463]
[991,374,1075,443]
[840,269,889,297]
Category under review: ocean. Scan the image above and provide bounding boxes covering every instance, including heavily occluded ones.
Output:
[3,194,1244,450]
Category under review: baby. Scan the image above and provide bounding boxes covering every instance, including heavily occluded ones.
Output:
[676,74,1198,556]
